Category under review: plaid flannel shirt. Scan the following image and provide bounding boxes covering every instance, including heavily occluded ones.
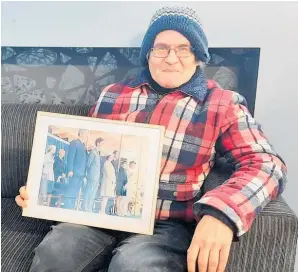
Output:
[89,71,287,237]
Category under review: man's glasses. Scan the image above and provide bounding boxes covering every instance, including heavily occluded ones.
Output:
[149,45,195,58]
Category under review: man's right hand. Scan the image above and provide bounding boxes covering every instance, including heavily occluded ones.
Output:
[15,186,29,208]
[68,171,74,177]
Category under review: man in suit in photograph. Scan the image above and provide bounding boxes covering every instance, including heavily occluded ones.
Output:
[83,137,105,212]
[63,129,88,210]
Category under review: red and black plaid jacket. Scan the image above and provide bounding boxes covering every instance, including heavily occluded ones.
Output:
[89,69,287,237]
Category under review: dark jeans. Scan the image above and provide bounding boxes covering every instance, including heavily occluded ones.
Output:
[29,220,195,272]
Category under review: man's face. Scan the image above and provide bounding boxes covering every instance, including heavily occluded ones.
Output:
[96,141,104,152]
[129,162,136,170]
[114,151,119,159]
[148,30,198,89]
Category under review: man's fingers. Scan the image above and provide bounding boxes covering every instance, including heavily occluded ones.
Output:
[217,246,231,272]
[208,246,220,272]
[197,247,210,272]
[187,245,199,272]
[15,195,27,208]
[19,186,28,200]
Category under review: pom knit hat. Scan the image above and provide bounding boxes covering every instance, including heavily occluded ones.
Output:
[140,6,210,66]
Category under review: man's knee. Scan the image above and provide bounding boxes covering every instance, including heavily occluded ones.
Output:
[108,239,183,272]
[30,223,114,272]
[109,248,147,272]
[30,223,87,271]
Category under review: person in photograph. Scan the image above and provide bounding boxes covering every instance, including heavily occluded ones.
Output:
[39,144,56,204]
[111,150,120,176]
[43,145,56,182]
[116,159,128,197]
[53,148,66,183]
[99,153,116,214]
[124,161,138,206]
[100,153,116,197]
[16,6,288,272]
[63,129,88,210]
[47,148,68,207]
[115,159,129,216]
[83,137,105,212]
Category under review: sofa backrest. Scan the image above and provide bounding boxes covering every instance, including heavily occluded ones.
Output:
[1,103,91,198]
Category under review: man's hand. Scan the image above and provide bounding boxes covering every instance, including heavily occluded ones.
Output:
[187,215,233,272]
[15,186,29,208]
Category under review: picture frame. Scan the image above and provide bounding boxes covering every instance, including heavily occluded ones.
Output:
[22,111,165,235]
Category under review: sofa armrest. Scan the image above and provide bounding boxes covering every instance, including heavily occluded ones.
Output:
[202,166,298,272]
[227,196,298,272]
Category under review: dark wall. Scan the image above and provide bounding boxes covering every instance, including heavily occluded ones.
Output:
[1,47,260,115]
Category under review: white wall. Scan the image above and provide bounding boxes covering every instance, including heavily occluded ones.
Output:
[2,1,298,270]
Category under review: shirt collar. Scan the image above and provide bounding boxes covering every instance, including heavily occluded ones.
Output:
[125,67,208,101]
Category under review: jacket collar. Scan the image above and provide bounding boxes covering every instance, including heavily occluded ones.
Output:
[125,67,208,101]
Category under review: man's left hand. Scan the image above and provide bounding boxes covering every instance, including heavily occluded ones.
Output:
[187,215,233,272]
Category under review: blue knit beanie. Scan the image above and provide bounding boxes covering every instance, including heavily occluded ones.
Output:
[140,6,210,66]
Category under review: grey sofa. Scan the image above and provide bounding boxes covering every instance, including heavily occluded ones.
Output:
[1,103,298,272]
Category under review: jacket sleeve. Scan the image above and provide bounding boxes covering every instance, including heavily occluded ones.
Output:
[193,92,287,237]
[66,141,77,173]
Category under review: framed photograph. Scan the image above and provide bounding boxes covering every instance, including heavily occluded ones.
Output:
[23,111,165,235]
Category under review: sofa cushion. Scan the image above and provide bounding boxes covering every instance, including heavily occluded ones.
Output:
[1,198,54,272]
[1,104,91,198]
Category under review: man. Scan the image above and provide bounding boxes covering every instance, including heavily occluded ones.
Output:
[53,148,66,183]
[16,6,287,272]
[63,129,88,210]
[83,137,104,212]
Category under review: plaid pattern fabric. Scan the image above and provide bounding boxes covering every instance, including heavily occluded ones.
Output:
[89,77,287,237]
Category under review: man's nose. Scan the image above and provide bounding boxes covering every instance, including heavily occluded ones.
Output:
[164,49,179,64]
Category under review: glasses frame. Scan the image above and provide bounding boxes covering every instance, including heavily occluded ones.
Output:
[149,45,195,59]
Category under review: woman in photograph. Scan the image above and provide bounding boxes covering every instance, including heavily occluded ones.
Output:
[116,159,128,197]
[40,145,56,204]
[43,145,56,181]
[115,159,129,216]
[99,153,116,214]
